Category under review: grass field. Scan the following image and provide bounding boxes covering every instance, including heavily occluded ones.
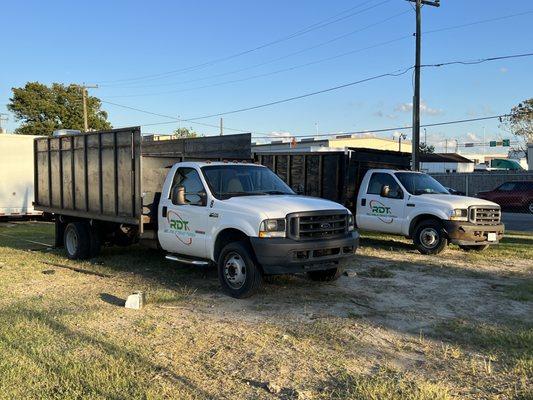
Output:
[0,222,531,399]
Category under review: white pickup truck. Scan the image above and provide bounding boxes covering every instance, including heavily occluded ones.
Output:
[34,129,359,298]
[255,150,504,255]
[355,169,504,254]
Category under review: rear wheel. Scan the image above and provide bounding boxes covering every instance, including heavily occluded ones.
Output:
[64,222,91,260]
[413,220,448,255]
[218,241,262,298]
[307,267,343,282]
[459,244,489,252]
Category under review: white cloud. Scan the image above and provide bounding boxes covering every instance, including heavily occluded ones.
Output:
[268,131,292,139]
[465,132,479,142]
[395,100,442,116]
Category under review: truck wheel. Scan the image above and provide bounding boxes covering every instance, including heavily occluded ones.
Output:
[308,267,343,282]
[218,241,262,298]
[64,222,91,260]
[459,244,489,252]
[413,220,448,255]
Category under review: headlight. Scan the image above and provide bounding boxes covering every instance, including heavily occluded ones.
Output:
[449,208,468,221]
[259,218,286,238]
[347,214,355,232]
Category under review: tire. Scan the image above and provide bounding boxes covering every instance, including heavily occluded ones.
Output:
[64,222,91,260]
[459,244,489,252]
[217,241,262,298]
[307,267,343,282]
[413,220,448,255]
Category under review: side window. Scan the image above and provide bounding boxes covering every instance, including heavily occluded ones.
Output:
[367,173,402,199]
[497,182,516,191]
[170,168,205,206]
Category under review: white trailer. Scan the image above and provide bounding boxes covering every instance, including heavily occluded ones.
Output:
[0,134,42,218]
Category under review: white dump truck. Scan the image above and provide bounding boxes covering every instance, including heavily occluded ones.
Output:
[256,149,504,255]
[0,133,42,219]
[33,128,359,298]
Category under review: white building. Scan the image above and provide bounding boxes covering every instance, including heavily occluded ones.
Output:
[420,153,475,173]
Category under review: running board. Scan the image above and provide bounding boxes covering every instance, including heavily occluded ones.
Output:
[165,254,209,266]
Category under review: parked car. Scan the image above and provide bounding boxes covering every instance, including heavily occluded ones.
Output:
[477,181,533,214]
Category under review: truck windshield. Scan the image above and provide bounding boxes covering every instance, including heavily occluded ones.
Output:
[394,172,449,195]
[201,165,295,199]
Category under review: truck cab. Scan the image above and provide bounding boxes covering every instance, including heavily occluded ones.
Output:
[356,169,504,254]
[158,161,359,297]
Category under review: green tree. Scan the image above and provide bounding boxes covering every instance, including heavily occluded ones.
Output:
[7,82,111,136]
[173,127,198,138]
[501,98,533,156]
[419,142,435,154]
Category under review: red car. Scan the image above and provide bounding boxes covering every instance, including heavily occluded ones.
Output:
[477,181,533,214]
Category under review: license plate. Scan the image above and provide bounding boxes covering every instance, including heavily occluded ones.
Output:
[487,233,497,242]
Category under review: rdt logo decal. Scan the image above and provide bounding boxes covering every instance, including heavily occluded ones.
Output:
[166,211,195,245]
[170,219,189,231]
[368,200,395,224]
[371,205,391,215]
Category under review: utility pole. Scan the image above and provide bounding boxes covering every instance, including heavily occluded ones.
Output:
[220,117,223,136]
[81,84,98,132]
[0,113,8,133]
[409,0,440,171]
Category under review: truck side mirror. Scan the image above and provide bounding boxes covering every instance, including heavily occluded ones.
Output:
[380,185,390,198]
[171,186,187,205]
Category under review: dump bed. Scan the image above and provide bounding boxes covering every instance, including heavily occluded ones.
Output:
[254,148,410,213]
[34,127,251,225]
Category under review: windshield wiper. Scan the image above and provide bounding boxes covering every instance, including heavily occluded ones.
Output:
[264,190,293,195]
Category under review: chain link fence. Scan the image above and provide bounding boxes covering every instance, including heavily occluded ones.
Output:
[431,171,533,214]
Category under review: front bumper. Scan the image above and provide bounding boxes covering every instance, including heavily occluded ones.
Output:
[250,231,359,275]
[443,221,505,246]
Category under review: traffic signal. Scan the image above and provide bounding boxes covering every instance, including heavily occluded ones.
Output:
[502,139,510,147]
[489,141,496,147]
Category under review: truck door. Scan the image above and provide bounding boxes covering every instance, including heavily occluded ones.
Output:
[158,167,208,258]
[357,172,406,233]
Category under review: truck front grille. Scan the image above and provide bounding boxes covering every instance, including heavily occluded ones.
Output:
[469,206,501,225]
[288,210,348,240]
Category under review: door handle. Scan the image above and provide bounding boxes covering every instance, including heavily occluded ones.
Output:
[162,206,167,218]
[361,198,366,206]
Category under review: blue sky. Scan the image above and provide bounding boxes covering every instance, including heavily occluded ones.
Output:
[1,0,532,152]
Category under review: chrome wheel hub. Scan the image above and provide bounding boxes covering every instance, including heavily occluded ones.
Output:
[224,252,246,289]
[65,228,78,255]
[420,227,439,248]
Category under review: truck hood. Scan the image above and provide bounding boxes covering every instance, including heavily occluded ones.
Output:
[412,194,499,209]
[222,195,347,218]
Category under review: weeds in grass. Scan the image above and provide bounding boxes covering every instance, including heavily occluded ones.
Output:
[358,266,395,279]
[323,367,451,400]
[503,280,533,302]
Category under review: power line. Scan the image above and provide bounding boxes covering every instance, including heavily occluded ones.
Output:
[251,114,512,139]
[183,52,533,122]
[101,8,409,90]
[100,100,259,134]
[96,0,388,85]
[102,35,411,98]
[99,9,533,98]
[101,52,533,132]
